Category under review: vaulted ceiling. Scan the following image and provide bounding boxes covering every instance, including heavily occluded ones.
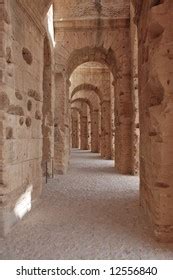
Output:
[19,0,53,17]
[53,0,130,20]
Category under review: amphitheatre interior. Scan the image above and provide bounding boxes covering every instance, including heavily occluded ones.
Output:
[0,0,173,259]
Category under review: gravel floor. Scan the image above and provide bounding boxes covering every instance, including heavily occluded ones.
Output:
[1,149,173,260]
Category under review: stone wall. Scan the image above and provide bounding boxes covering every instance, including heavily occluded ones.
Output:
[71,109,79,148]
[137,0,173,241]
[87,105,91,150]
[42,36,54,177]
[54,73,69,174]
[130,2,139,175]
[0,0,53,235]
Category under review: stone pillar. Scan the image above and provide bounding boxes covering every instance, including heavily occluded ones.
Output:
[66,83,71,163]
[130,2,139,175]
[98,109,101,153]
[137,0,173,241]
[115,76,133,174]
[54,73,69,174]
[114,27,133,174]
[100,100,111,159]
[71,110,79,148]
[80,115,88,150]
[79,103,88,150]
[91,110,99,153]
[42,37,54,177]
[87,106,91,150]
[111,76,115,160]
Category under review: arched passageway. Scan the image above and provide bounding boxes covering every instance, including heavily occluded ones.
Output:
[69,61,118,162]
[71,85,101,153]
[1,0,173,252]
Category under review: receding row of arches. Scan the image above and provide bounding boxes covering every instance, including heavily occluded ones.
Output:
[1,0,173,245]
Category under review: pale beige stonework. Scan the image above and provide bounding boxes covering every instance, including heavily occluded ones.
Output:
[0,0,173,244]
[133,0,173,242]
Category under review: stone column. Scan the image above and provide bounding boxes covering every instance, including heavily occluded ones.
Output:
[130,3,139,175]
[71,110,79,148]
[137,0,173,241]
[80,115,88,150]
[54,73,69,174]
[111,76,115,160]
[87,106,91,150]
[79,103,88,150]
[100,100,111,159]
[66,83,71,164]
[42,38,54,177]
[114,27,133,175]
[115,76,133,174]
[91,110,99,153]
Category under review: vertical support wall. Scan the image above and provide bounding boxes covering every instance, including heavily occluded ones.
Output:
[110,75,115,160]
[0,0,46,235]
[130,2,139,175]
[138,0,173,241]
[71,110,79,148]
[42,37,54,177]
[114,29,133,174]
[80,103,88,150]
[87,105,91,150]
[0,0,8,235]
[54,73,69,174]
[100,100,111,159]
[91,110,99,153]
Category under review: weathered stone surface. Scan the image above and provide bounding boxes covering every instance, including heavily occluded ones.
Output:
[6,127,13,139]
[15,91,23,100]
[22,48,33,65]
[0,0,173,245]
[6,47,12,64]
[0,92,10,110]
[35,110,41,120]
[71,109,79,148]
[28,89,41,101]
[138,0,173,241]
[7,105,24,116]
[25,116,32,127]
[27,100,32,111]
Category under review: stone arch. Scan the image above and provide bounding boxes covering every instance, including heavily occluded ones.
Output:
[71,97,100,153]
[71,83,102,101]
[71,98,93,112]
[67,46,118,80]
[71,107,82,115]
[67,47,118,159]
[71,91,100,112]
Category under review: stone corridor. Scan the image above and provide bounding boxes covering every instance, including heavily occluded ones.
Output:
[1,149,173,260]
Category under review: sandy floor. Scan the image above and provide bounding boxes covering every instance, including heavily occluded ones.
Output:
[1,149,173,260]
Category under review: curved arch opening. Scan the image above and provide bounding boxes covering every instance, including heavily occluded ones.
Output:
[69,59,115,160]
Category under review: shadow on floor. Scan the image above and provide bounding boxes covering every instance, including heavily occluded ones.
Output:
[2,149,173,260]
[41,184,173,256]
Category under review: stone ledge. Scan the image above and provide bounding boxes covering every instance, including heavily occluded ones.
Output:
[54,18,130,30]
